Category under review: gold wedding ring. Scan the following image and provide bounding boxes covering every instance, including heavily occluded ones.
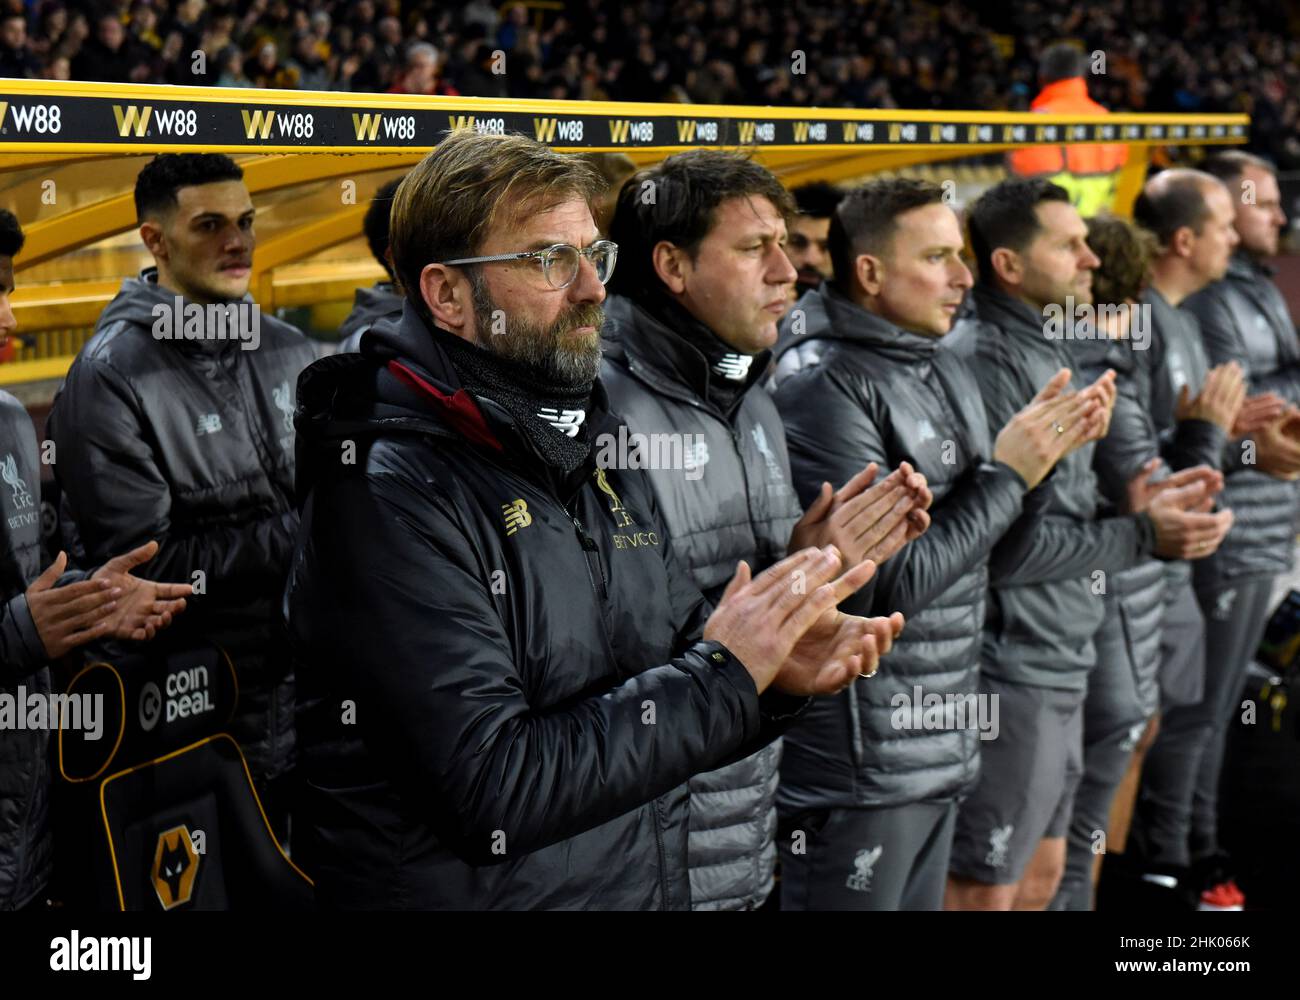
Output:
[1054,421,1066,434]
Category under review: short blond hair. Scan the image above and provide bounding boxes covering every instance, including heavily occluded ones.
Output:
[390,130,602,319]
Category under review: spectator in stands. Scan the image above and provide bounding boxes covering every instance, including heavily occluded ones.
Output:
[387,40,458,96]
[0,13,40,79]
[72,12,138,84]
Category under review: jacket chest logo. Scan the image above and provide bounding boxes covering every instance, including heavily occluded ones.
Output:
[195,413,223,436]
[595,469,660,550]
[750,425,785,483]
[272,380,295,433]
[502,499,532,536]
[1,453,32,510]
[915,418,937,444]
[595,468,634,528]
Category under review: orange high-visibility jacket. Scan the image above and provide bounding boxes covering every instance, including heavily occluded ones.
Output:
[1008,77,1128,215]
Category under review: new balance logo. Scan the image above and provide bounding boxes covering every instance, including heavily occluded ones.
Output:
[195,413,222,436]
[537,407,586,438]
[502,499,532,536]
[712,354,753,381]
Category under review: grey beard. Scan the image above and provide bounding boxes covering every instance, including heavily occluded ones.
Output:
[470,269,603,385]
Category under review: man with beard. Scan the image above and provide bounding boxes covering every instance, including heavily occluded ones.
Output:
[600,152,929,909]
[285,131,905,909]
[786,182,842,299]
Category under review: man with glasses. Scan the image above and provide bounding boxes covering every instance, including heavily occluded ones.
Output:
[286,130,905,909]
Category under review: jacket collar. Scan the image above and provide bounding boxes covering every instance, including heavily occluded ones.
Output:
[971,283,1047,342]
[816,284,943,359]
[1033,76,1092,108]
[1226,250,1276,280]
[602,293,769,417]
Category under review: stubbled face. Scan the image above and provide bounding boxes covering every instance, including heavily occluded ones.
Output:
[0,257,16,350]
[1231,165,1286,258]
[461,197,607,384]
[143,180,255,304]
[864,202,972,337]
[667,195,796,354]
[786,214,832,286]
[1013,200,1100,311]
[1187,181,1240,284]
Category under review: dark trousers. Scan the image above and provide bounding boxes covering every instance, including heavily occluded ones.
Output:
[1129,574,1274,868]
[777,801,956,911]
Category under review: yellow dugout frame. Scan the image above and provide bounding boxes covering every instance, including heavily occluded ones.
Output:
[0,79,1249,387]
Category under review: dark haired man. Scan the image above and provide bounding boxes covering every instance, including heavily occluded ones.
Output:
[770,177,1102,910]
[1171,151,1300,908]
[287,130,903,909]
[48,154,315,829]
[338,175,406,354]
[786,181,843,296]
[0,208,192,911]
[601,152,927,909]
[944,177,1230,910]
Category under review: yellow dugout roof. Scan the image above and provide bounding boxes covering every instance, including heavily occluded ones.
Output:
[0,79,1249,387]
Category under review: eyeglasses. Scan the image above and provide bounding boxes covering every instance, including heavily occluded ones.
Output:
[438,240,618,290]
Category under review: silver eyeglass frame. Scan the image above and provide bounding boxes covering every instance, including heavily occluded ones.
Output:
[437,239,618,290]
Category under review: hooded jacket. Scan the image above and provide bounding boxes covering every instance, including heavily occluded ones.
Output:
[336,282,404,354]
[46,268,316,783]
[286,304,806,909]
[945,284,1157,692]
[1183,252,1300,585]
[600,294,801,910]
[770,286,1041,807]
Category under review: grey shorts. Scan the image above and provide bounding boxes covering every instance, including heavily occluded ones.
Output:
[949,675,1085,885]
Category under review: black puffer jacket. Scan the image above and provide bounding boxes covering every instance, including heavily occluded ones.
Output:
[1183,253,1300,585]
[770,286,1039,807]
[336,282,403,354]
[286,306,806,910]
[47,268,316,783]
[0,391,60,910]
[945,285,1157,692]
[600,294,801,910]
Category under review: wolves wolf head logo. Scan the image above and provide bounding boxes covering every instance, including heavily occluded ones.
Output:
[151,825,199,910]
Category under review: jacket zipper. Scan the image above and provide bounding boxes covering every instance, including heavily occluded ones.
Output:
[568,506,669,906]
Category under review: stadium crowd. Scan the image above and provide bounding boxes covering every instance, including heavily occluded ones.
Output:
[0,0,1296,166]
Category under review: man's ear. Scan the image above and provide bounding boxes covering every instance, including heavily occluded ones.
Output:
[651,240,688,296]
[855,253,886,297]
[1170,225,1195,260]
[990,246,1022,287]
[139,221,166,262]
[420,263,474,340]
